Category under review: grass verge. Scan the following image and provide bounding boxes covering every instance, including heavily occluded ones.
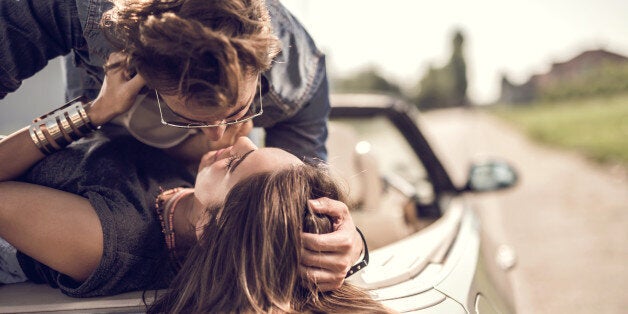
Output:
[490,94,628,165]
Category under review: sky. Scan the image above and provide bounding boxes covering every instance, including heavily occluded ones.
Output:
[281,0,628,104]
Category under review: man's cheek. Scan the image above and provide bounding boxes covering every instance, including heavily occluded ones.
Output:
[238,120,253,136]
[228,121,252,138]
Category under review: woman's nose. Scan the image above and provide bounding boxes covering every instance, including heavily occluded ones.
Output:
[199,125,227,141]
[233,136,258,152]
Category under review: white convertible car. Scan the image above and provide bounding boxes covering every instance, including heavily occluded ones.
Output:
[0,94,518,313]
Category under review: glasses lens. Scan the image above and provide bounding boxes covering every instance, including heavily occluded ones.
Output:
[225,99,260,124]
[156,76,263,129]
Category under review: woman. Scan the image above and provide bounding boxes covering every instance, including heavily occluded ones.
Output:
[0,131,389,312]
[0,124,290,292]
[148,159,391,313]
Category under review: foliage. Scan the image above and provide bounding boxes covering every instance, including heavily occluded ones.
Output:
[492,94,628,165]
[414,30,468,109]
[331,67,402,96]
[540,62,628,101]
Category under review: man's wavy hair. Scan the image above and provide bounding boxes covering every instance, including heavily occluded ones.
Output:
[101,0,280,108]
[148,164,391,313]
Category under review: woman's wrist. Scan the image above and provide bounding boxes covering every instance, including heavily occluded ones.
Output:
[28,97,99,155]
[85,97,119,127]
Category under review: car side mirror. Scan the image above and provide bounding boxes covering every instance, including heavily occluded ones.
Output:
[464,160,518,192]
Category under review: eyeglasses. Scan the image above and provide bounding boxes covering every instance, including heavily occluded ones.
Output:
[155,79,263,129]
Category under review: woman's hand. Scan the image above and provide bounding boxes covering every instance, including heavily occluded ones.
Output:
[300,198,364,291]
[88,52,146,126]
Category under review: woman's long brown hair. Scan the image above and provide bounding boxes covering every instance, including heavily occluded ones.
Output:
[148,164,391,313]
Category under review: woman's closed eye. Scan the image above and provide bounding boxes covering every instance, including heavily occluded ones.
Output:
[227,150,256,173]
[226,154,242,170]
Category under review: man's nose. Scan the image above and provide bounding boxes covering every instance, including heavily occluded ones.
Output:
[199,125,226,141]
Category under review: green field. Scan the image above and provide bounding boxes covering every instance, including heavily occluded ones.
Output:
[491,94,628,165]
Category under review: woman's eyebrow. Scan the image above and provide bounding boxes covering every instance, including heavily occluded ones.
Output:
[229,149,255,173]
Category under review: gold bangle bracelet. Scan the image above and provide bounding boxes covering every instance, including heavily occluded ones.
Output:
[58,114,80,141]
[34,125,54,154]
[77,103,98,131]
[66,107,89,136]
[44,118,70,149]
[29,126,50,155]
[29,96,99,155]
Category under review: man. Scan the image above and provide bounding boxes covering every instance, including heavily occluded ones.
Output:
[0,0,365,290]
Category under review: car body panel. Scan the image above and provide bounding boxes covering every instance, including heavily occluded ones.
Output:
[331,94,517,313]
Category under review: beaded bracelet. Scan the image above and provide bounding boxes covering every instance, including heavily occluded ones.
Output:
[29,96,99,155]
[346,227,369,278]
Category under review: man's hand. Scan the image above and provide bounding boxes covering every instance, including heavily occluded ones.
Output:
[300,197,364,291]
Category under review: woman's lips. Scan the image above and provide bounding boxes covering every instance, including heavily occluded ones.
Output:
[213,148,227,162]
[198,146,232,170]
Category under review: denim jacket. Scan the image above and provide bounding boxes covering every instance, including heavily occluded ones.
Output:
[0,0,329,160]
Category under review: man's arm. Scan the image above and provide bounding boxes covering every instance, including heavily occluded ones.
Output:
[263,75,330,161]
[0,0,81,98]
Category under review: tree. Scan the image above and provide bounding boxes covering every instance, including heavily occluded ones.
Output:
[449,31,468,106]
[415,29,469,109]
[332,66,402,96]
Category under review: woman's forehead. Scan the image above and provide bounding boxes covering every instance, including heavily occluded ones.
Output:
[242,148,303,171]
[258,147,302,163]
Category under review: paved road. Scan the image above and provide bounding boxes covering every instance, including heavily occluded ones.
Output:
[419,108,628,314]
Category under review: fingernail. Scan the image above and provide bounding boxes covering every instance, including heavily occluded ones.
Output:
[309,199,321,208]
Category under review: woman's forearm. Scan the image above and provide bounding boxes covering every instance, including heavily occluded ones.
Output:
[0,53,146,182]
[0,127,46,181]
[0,98,103,182]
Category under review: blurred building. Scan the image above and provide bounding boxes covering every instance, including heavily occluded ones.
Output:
[499,49,628,104]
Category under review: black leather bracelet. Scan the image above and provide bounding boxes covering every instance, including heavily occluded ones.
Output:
[346,227,369,278]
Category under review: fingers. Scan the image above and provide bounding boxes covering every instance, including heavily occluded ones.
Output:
[300,198,365,291]
[126,73,146,95]
[301,246,352,274]
[103,52,126,72]
[303,197,356,252]
[107,51,126,63]
[299,226,358,292]
[308,197,350,219]
[103,52,144,90]
[299,265,345,292]
[88,52,147,125]
[301,229,354,253]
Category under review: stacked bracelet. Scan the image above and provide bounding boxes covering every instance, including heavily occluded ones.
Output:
[29,96,99,155]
